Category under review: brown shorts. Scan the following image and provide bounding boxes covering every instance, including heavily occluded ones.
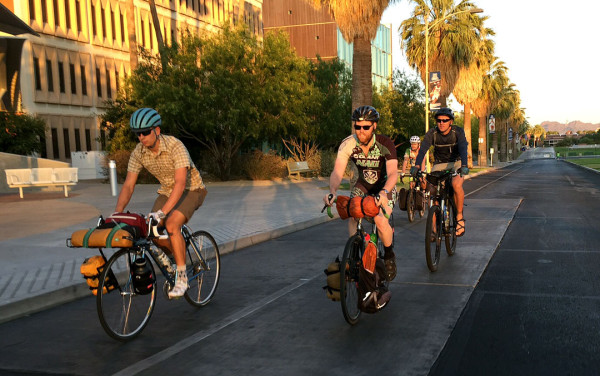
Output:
[431,160,461,173]
[152,188,207,221]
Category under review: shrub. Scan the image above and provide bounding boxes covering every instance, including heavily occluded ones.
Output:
[318,149,337,177]
[243,150,287,180]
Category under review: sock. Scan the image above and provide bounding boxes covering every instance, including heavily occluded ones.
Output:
[384,245,394,259]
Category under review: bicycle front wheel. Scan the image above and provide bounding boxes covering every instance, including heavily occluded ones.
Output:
[425,205,442,272]
[445,199,457,256]
[185,231,221,307]
[340,234,363,325]
[406,189,415,222]
[97,249,157,341]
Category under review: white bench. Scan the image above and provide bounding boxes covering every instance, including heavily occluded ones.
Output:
[287,161,317,178]
[5,167,78,198]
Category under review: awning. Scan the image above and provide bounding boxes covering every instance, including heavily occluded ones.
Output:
[0,3,39,37]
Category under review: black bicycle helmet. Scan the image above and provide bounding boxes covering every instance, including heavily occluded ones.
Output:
[434,107,454,121]
[130,108,162,133]
[351,105,380,122]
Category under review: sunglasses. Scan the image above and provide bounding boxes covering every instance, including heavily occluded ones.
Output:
[354,125,373,131]
[136,129,154,137]
[436,118,451,124]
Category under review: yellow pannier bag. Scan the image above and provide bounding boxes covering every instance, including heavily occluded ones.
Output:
[70,223,134,248]
[80,255,115,295]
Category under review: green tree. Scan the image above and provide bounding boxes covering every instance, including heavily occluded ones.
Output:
[0,112,47,155]
[310,0,396,111]
[374,69,425,145]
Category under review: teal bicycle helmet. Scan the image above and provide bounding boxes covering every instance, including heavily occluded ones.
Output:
[130,108,161,133]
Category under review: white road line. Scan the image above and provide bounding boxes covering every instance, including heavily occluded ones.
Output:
[112,273,320,376]
[465,167,523,198]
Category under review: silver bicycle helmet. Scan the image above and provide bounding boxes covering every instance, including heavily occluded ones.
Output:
[410,136,421,143]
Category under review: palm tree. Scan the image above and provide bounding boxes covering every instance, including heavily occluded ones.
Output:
[532,124,546,148]
[493,84,519,161]
[453,20,494,168]
[471,58,508,166]
[400,0,481,109]
[127,0,138,69]
[310,0,396,110]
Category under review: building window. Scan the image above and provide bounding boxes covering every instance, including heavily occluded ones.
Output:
[91,4,97,36]
[75,129,81,151]
[53,0,60,27]
[120,13,125,43]
[46,59,54,92]
[75,0,82,33]
[101,6,106,40]
[42,0,48,23]
[52,128,59,158]
[63,128,71,159]
[80,64,87,95]
[96,67,102,97]
[65,0,71,29]
[33,57,42,90]
[85,129,92,151]
[29,0,36,21]
[141,20,145,47]
[69,63,76,94]
[115,70,119,94]
[111,10,116,41]
[58,61,65,93]
[105,68,111,98]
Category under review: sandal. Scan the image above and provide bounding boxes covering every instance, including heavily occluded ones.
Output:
[384,253,397,281]
[456,218,466,237]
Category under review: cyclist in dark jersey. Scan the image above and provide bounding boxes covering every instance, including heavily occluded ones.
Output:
[324,106,398,281]
[411,107,469,236]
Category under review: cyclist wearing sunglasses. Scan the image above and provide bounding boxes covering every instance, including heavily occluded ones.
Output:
[410,107,468,237]
[115,108,207,298]
[324,105,399,281]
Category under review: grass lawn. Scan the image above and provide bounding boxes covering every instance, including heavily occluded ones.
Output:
[567,158,600,171]
[555,146,600,158]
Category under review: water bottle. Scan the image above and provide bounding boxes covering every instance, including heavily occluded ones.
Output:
[149,245,175,275]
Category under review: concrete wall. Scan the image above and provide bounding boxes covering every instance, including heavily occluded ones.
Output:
[0,152,69,193]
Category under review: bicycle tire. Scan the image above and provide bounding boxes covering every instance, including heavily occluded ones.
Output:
[425,205,442,272]
[185,231,221,306]
[97,248,157,341]
[445,198,457,256]
[406,189,415,222]
[340,234,362,325]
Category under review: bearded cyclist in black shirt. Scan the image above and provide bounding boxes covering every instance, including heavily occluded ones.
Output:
[410,108,469,237]
[324,105,398,281]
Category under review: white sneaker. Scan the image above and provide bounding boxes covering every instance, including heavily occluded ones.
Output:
[168,270,188,299]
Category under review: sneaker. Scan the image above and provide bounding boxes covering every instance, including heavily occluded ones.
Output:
[384,253,397,281]
[168,270,188,299]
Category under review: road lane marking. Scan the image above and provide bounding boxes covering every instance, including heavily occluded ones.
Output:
[465,167,523,198]
[112,273,320,376]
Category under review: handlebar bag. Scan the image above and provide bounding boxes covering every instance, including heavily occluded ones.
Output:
[105,212,147,238]
[335,195,351,220]
[349,196,379,218]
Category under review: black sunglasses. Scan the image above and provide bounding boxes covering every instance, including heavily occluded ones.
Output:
[136,129,154,136]
[354,125,373,131]
[436,118,451,124]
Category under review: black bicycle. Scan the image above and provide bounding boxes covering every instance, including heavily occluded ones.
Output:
[323,194,392,325]
[95,217,220,340]
[424,170,457,272]
[400,173,428,222]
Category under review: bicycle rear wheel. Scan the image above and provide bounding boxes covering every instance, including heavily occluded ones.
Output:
[445,199,457,256]
[185,231,221,306]
[340,234,363,325]
[425,205,442,272]
[406,189,415,222]
[97,248,157,341]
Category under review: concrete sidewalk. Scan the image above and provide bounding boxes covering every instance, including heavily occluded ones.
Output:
[0,158,524,323]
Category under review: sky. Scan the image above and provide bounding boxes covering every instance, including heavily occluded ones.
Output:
[381,0,600,126]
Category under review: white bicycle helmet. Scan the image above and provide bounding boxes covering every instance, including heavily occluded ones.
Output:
[410,136,421,143]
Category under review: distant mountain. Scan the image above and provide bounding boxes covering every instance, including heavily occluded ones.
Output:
[541,121,600,134]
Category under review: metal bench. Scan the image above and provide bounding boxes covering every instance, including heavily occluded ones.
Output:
[5,167,78,198]
[287,161,317,178]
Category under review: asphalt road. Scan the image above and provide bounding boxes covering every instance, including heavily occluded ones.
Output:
[430,158,600,375]
[0,158,597,376]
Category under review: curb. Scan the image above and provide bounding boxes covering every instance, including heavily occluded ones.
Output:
[560,159,600,175]
[0,214,336,324]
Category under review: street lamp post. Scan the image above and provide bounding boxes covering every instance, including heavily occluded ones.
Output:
[423,7,483,133]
